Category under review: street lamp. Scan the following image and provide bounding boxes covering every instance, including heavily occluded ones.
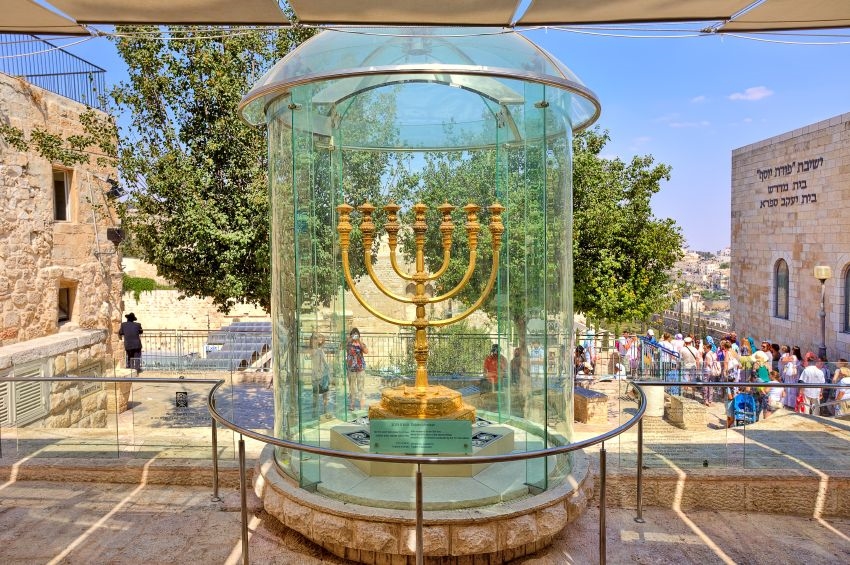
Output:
[814,265,832,359]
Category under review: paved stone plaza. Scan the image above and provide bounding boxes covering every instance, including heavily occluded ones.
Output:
[0,479,847,564]
[1,379,849,563]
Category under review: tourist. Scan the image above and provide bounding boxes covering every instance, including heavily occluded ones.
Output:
[310,333,330,418]
[769,343,780,372]
[659,332,675,374]
[582,332,597,372]
[510,346,530,413]
[573,345,586,376]
[678,335,701,393]
[752,353,771,420]
[779,345,799,410]
[759,341,774,369]
[701,341,719,406]
[723,374,738,429]
[798,352,825,415]
[625,332,641,377]
[345,327,368,411]
[483,343,508,391]
[819,356,835,416]
[729,332,741,355]
[833,366,850,417]
[792,346,804,374]
[765,370,785,417]
[118,312,143,372]
[671,332,684,352]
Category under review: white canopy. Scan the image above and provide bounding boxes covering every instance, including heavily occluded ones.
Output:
[3,0,849,34]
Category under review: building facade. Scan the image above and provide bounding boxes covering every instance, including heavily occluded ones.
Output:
[0,71,123,426]
[731,111,850,360]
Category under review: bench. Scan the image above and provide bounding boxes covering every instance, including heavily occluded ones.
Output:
[574,386,608,425]
[665,394,707,429]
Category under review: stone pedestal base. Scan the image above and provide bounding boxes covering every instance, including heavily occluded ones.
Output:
[254,443,594,564]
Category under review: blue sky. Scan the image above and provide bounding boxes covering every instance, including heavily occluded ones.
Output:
[61,27,850,252]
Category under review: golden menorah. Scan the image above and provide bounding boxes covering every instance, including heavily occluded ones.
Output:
[337,200,504,421]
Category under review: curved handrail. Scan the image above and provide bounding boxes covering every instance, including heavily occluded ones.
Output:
[206,380,646,466]
[209,379,645,564]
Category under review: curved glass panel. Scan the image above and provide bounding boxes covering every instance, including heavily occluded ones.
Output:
[259,27,595,506]
[240,27,599,135]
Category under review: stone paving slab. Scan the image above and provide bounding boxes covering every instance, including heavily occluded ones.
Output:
[0,480,848,564]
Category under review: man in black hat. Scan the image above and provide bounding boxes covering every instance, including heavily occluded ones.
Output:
[118,312,144,372]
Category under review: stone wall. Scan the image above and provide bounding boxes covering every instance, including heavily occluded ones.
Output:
[730,112,850,359]
[0,73,122,427]
[122,288,270,331]
[0,329,119,427]
[0,73,122,351]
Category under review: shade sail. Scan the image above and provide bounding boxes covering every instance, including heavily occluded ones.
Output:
[288,0,519,26]
[2,1,849,36]
[2,0,88,35]
[518,0,754,26]
[49,0,288,25]
[717,0,850,32]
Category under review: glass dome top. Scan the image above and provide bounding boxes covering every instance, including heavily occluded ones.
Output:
[239,27,600,135]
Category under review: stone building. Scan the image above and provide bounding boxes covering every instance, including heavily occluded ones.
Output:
[0,71,123,427]
[730,111,850,359]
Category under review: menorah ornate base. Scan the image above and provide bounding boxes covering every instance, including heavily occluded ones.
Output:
[368,385,477,422]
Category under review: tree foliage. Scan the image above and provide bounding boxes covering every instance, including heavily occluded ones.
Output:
[110,25,314,312]
[572,128,683,322]
[0,109,117,167]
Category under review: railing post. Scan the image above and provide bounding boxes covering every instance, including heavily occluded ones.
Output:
[211,397,221,501]
[239,436,249,565]
[599,441,607,565]
[635,416,644,523]
[416,463,424,565]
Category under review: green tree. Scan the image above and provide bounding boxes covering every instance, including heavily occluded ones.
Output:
[389,128,682,338]
[572,128,683,322]
[110,25,315,312]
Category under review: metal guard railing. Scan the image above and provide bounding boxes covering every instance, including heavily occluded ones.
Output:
[207,380,648,565]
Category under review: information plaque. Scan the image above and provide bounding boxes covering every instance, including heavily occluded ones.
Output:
[370,419,472,455]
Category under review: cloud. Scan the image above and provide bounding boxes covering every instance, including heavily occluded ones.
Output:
[655,113,679,123]
[633,136,651,145]
[728,86,774,101]
[743,117,753,123]
[690,95,707,103]
[669,120,710,128]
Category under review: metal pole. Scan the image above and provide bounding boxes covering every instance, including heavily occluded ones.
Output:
[599,441,607,565]
[818,279,827,359]
[211,396,221,501]
[416,463,424,565]
[239,436,249,565]
[635,417,644,523]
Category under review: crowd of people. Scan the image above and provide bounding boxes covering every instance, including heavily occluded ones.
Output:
[624,330,850,427]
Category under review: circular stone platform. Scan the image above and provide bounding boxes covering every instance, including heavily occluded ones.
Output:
[254,442,594,564]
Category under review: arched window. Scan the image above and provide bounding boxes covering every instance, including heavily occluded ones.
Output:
[774,259,789,320]
[844,266,850,333]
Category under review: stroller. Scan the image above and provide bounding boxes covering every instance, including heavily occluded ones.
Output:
[732,392,758,426]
